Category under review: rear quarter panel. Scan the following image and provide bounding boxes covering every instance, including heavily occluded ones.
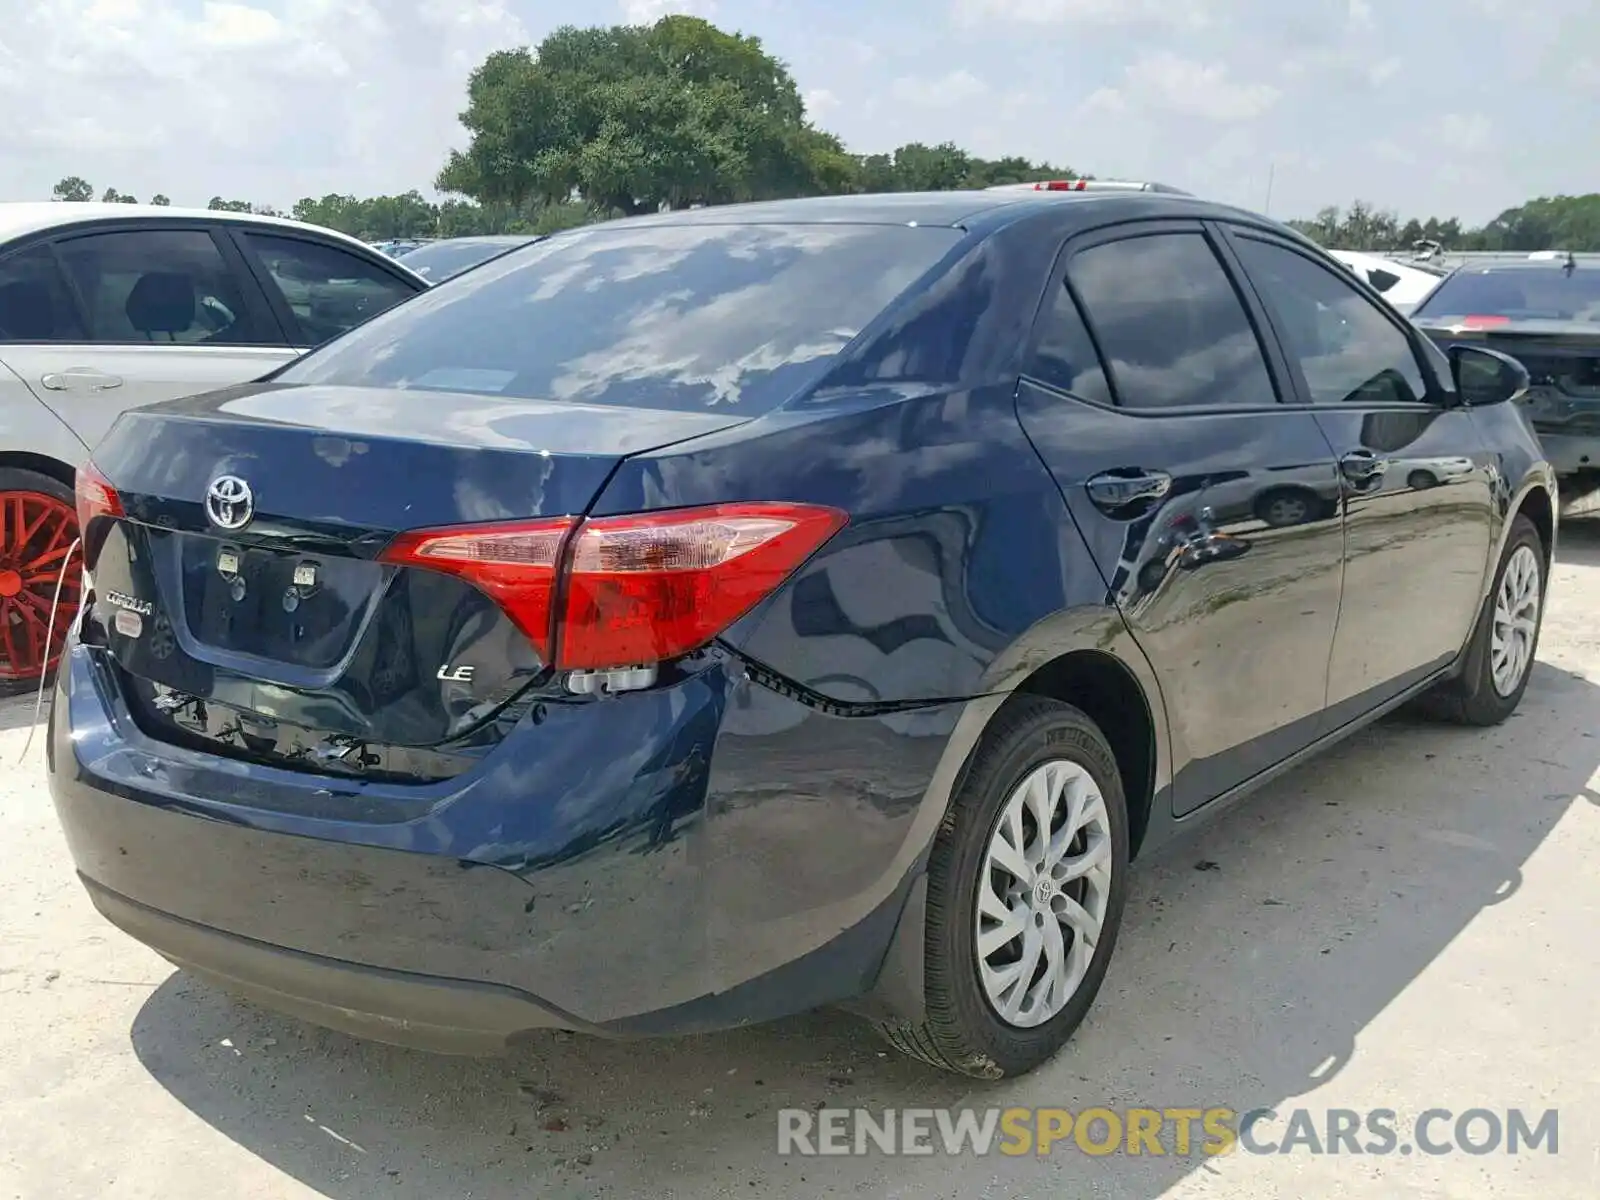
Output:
[0,356,88,468]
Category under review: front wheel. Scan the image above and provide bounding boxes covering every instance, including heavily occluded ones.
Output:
[876,696,1130,1078]
[1416,513,1545,725]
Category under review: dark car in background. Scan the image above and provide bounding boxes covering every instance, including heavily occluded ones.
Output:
[396,235,541,282]
[48,189,1554,1080]
[1410,255,1600,498]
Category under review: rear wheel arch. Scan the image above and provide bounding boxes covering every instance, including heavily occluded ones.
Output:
[0,451,76,492]
[1010,648,1157,858]
[1515,484,1554,567]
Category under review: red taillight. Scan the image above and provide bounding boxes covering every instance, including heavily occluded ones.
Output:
[381,502,848,671]
[74,461,124,532]
[1036,179,1087,191]
[1461,315,1511,328]
[380,517,573,659]
[559,502,848,670]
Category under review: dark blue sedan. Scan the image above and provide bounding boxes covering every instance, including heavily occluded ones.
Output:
[49,187,1555,1078]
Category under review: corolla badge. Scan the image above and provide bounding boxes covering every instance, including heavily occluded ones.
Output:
[205,474,254,531]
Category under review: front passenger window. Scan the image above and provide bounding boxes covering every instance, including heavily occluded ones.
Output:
[1232,237,1428,406]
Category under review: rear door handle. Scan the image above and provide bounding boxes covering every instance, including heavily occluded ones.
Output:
[1085,468,1172,513]
[1339,449,1388,481]
[41,368,123,392]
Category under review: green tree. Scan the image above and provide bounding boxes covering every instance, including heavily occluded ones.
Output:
[208,197,255,213]
[150,194,171,206]
[1287,194,1600,253]
[52,176,94,202]
[439,16,835,214]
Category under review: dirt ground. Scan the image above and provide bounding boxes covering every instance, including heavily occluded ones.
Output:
[3,523,1598,1200]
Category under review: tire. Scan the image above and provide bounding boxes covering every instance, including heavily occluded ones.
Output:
[1256,488,1314,528]
[0,467,82,698]
[876,696,1130,1079]
[1415,514,1545,726]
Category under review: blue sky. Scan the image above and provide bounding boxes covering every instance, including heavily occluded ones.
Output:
[0,0,1594,225]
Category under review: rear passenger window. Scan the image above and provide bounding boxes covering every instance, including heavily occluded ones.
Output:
[0,246,86,342]
[1068,232,1279,411]
[55,230,258,344]
[1028,282,1112,404]
[239,234,417,346]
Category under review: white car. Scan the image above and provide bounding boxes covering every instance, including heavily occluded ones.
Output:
[1326,250,1444,314]
[0,202,428,691]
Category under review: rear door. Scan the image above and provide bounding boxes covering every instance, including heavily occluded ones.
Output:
[1220,226,1496,711]
[228,229,422,348]
[1014,221,1347,815]
[2,222,295,452]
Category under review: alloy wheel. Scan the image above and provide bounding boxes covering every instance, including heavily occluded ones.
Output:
[974,759,1113,1028]
[0,490,82,684]
[1490,543,1540,697]
[1265,495,1309,527]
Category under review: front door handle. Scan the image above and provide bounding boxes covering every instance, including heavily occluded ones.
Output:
[41,368,123,392]
[1086,468,1172,513]
[1339,449,1389,481]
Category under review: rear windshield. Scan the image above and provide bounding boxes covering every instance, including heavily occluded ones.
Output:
[277,222,963,412]
[397,239,531,282]
[1412,266,1600,323]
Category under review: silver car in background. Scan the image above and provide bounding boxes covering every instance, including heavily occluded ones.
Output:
[0,202,428,691]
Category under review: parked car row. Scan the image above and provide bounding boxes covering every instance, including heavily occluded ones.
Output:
[31,181,1558,1081]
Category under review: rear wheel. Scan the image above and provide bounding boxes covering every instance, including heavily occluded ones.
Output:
[1416,513,1544,725]
[0,469,82,697]
[876,696,1129,1078]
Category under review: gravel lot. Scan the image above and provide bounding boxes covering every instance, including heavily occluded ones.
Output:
[3,522,1598,1199]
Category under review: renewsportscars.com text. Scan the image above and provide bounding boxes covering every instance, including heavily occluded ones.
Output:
[777,1106,1560,1157]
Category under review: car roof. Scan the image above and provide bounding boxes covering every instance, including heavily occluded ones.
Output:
[571,189,1222,233]
[0,202,375,253]
[1446,259,1590,274]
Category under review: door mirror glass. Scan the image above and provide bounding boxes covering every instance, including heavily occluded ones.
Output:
[1448,344,1529,407]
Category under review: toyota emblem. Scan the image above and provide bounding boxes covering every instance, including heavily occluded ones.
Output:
[205,475,254,531]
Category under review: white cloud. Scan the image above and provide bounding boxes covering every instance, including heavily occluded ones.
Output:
[197,2,285,47]
[619,0,716,22]
[952,0,1209,27]
[1112,52,1280,122]
[890,68,988,107]
[1439,112,1493,152]
[1347,0,1374,28]
[0,0,529,207]
[1366,56,1401,85]
[804,87,840,120]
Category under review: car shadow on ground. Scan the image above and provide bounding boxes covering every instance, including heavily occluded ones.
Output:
[125,543,1600,1199]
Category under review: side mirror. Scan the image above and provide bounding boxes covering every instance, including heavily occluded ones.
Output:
[1448,344,1529,407]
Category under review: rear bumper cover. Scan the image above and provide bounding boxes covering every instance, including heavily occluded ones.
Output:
[48,644,966,1050]
[1534,429,1600,475]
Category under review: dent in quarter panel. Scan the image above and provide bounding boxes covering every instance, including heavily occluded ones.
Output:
[703,674,974,993]
[599,384,1112,706]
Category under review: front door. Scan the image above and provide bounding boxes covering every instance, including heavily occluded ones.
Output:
[1015,222,1347,815]
[1221,228,1496,713]
[9,226,297,452]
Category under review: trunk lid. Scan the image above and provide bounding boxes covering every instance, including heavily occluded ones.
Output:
[1416,319,1600,430]
[82,382,749,777]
